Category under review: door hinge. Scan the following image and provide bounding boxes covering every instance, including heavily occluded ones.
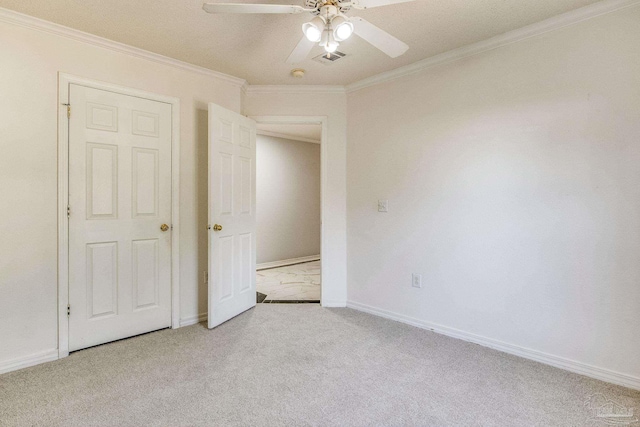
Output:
[62,103,71,119]
[67,205,71,218]
[67,304,70,317]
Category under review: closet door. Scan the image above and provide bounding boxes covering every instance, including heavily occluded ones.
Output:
[68,84,172,351]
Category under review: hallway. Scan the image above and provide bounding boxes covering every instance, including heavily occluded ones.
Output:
[256,261,321,302]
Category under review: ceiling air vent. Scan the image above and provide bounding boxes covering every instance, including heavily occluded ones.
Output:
[313,51,347,65]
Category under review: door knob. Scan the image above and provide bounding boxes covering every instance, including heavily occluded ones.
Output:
[213,224,223,231]
[160,224,169,232]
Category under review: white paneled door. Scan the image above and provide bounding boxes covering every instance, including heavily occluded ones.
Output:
[68,84,172,352]
[208,104,257,328]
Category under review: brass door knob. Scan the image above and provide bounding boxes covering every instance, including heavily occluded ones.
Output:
[213,224,223,231]
[160,224,169,232]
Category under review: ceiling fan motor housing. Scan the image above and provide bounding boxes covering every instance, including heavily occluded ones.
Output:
[306,0,320,14]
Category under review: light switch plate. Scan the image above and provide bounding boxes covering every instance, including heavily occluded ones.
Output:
[412,273,422,288]
[378,199,389,212]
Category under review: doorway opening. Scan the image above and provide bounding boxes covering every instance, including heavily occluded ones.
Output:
[255,122,323,303]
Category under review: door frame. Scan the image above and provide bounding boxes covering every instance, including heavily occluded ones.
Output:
[57,73,181,358]
[250,115,328,305]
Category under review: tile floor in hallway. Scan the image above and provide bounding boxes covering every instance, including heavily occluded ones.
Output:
[256,260,321,301]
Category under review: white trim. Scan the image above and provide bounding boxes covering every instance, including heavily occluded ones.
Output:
[346,301,640,391]
[256,130,320,144]
[346,0,640,93]
[0,349,59,375]
[57,73,181,360]
[250,116,330,307]
[240,81,250,96]
[240,82,250,114]
[0,7,245,88]
[57,74,71,359]
[257,255,321,271]
[320,301,348,308]
[246,85,346,94]
[170,95,181,331]
[180,312,208,327]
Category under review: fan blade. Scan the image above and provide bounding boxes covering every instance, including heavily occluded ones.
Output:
[349,0,414,9]
[286,36,315,64]
[203,3,310,14]
[352,17,408,58]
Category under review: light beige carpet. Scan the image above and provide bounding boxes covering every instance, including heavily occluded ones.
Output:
[0,305,638,426]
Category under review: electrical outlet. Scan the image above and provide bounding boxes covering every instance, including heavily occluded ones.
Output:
[378,199,389,212]
[204,271,208,284]
[412,273,422,289]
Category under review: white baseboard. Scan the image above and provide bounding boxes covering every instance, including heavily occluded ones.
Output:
[321,300,347,307]
[257,255,320,271]
[179,312,208,327]
[0,349,59,375]
[346,301,640,391]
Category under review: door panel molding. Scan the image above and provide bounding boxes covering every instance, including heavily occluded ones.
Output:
[57,73,180,358]
[207,103,257,328]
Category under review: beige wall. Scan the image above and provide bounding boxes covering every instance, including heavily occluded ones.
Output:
[256,134,321,264]
[346,5,640,382]
[244,91,348,306]
[0,19,242,365]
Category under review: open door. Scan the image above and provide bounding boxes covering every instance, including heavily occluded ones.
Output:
[208,103,257,329]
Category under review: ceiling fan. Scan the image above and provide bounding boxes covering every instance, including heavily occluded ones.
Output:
[202,0,414,63]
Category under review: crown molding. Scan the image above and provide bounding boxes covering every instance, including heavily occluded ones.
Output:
[240,81,250,96]
[0,7,247,88]
[257,130,321,144]
[246,85,346,95]
[346,0,640,93]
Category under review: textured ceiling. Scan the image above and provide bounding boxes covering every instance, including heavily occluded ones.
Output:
[0,0,602,85]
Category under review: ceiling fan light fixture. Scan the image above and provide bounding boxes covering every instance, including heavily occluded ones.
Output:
[319,30,339,53]
[302,16,325,42]
[331,15,353,41]
[203,0,414,64]
[324,41,339,53]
